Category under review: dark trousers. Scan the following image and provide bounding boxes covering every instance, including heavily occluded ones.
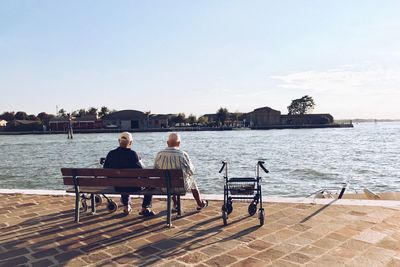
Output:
[120,194,152,208]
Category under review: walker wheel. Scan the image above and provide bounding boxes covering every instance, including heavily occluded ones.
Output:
[248,203,257,216]
[107,200,118,213]
[80,199,88,213]
[94,194,103,206]
[259,209,265,226]
[222,210,228,226]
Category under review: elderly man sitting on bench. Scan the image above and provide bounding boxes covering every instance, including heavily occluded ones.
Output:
[154,132,208,211]
[104,132,155,216]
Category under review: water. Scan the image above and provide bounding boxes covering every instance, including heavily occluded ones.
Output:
[0,122,399,197]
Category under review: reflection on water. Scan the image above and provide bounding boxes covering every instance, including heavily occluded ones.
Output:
[0,122,399,197]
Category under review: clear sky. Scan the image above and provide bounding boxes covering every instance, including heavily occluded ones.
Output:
[1,1,400,119]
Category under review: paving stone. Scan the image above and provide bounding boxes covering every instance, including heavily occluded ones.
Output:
[377,237,400,251]
[31,259,54,267]
[156,260,188,267]
[146,232,170,243]
[353,229,388,244]
[253,247,285,262]
[271,242,301,254]
[339,238,371,252]
[227,245,258,258]
[135,245,161,258]
[95,260,119,267]
[63,258,89,267]
[126,238,152,249]
[200,244,226,257]
[273,228,300,240]
[312,237,342,250]
[328,245,359,259]
[361,247,396,265]
[347,255,385,267]
[205,254,237,267]
[0,256,29,267]
[269,259,301,267]
[247,239,273,251]
[282,252,312,264]
[290,223,312,232]
[307,254,347,266]
[287,235,314,246]
[231,257,265,267]
[111,252,140,264]
[326,232,349,242]
[32,248,60,259]
[54,250,84,263]
[82,251,110,263]
[0,247,30,260]
[104,244,133,256]
[177,251,209,264]
[297,245,325,257]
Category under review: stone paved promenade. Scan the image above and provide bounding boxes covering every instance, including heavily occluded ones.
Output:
[1,193,400,267]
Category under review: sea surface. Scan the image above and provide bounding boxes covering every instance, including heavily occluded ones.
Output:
[0,122,399,197]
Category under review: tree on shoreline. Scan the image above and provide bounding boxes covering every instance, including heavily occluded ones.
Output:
[216,107,229,126]
[98,106,110,118]
[0,111,15,121]
[58,108,68,118]
[188,114,197,124]
[287,95,315,115]
[37,112,54,125]
[15,111,28,120]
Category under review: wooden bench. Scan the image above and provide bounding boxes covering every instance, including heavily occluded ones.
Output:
[61,168,186,227]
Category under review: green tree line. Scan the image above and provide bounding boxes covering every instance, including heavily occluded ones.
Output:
[1,95,316,127]
[0,106,114,123]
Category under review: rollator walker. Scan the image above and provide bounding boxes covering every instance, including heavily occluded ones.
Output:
[219,160,269,226]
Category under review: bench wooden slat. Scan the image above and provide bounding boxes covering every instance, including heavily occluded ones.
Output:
[66,186,186,195]
[63,177,185,187]
[61,168,183,178]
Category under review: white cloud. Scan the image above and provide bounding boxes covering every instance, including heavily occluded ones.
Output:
[270,64,400,96]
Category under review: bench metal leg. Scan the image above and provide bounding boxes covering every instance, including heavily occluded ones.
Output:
[167,193,172,227]
[91,194,96,214]
[75,194,80,223]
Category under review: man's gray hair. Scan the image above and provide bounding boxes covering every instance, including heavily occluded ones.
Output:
[168,132,181,143]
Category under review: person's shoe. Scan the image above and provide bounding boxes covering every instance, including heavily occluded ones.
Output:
[196,200,208,211]
[139,208,156,217]
[123,205,132,215]
[171,205,179,213]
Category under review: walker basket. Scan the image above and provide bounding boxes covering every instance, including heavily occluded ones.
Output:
[227,177,256,195]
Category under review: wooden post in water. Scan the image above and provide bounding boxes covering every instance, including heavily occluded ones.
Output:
[67,115,74,139]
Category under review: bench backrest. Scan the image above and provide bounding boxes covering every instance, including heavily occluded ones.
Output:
[61,168,185,188]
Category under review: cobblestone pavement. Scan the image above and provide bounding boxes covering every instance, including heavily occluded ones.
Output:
[0,193,400,267]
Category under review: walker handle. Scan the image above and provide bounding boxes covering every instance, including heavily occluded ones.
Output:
[258,161,269,173]
[219,161,227,173]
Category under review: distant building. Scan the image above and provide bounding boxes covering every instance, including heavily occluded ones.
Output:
[148,114,169,128]
[74,115,102,129]
[49,117,71,131]
[6,120,42,131]
[250,107,281,127]
[202,114,218,124]
[280,114,334,125]
[102,110,147,130]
